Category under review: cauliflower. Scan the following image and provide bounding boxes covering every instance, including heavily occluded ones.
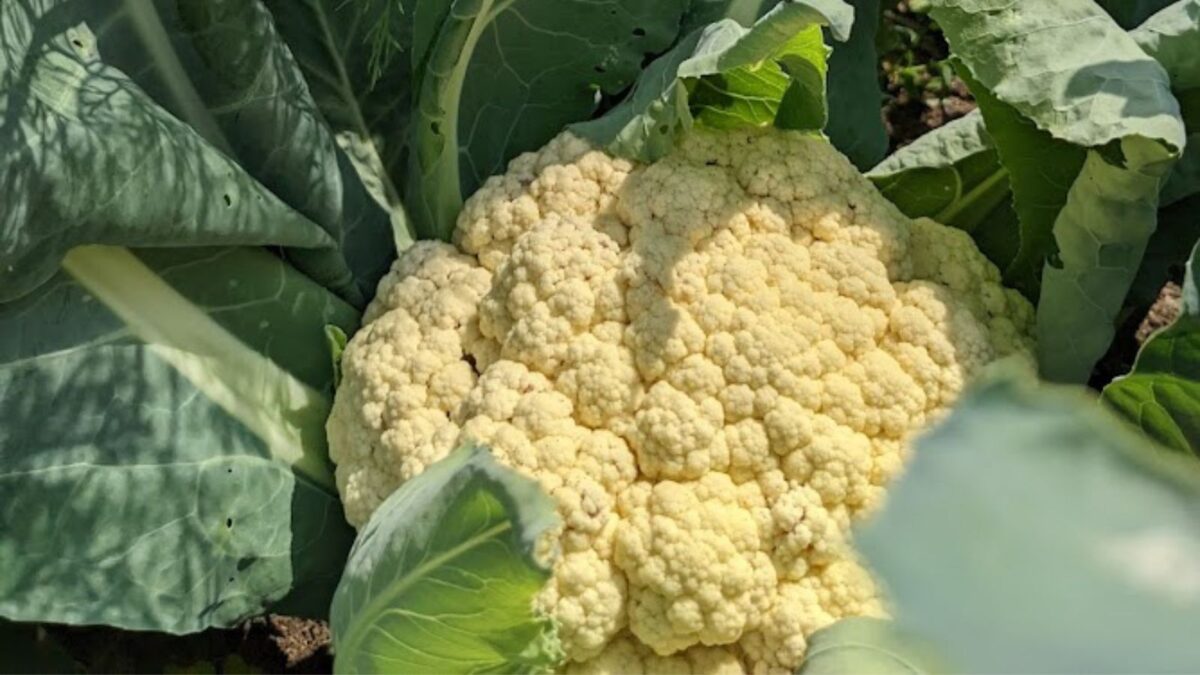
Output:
[327,128,1034,672]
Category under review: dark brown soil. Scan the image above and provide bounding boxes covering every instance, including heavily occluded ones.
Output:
[266,616,332,672]
[46,615,331,674]
[879,2,977,150]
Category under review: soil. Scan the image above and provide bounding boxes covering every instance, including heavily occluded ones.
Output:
[48,615,331,674]
[1136,282,1184,344]
[878,2,977,150]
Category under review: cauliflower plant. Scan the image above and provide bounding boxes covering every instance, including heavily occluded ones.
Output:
[327,128,1034,673]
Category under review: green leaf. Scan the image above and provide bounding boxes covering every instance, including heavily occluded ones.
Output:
[858,372,1200,673]
[330,446,562,674]
[0,246,357,632]
[131,0,400,305]
[682,0,779,32]
[926,0,1186,383]
[0,1,407,631]
[0,0,323,302]
[325,324,349,390]
[1132,0,1200,207]
[1037,137,1177,383]
[572,0,853,162]
[824,0,887,169]
[679,0,885,168]
[263,0,415,252]
[798,618,945,674]
[868,111,1018,269]
[1104,238,1200,455]
[1,0,402,308]
[405,0,689,241]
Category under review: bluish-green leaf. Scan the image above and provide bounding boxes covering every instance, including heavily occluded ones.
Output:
[824,0,887,169]
[405,0,688,241]
[926,0,1186,383]
[0,1,402,632]
[1132,0,1200,207]
[858,372,1200,673]
[0,0,327,302]
[868,111,1018,268]
[331,446,562,675]
[0,246,357,633]
[1,0,402,307]
[264,0,415,253]
[1104,238,1200,455]
[572,0,853,162]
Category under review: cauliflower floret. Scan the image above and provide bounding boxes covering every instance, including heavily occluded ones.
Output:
[615,475,776,654]
[327,128,1036,670]
[567,634,744,675]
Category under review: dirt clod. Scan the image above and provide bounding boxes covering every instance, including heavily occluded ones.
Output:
[1136,282,1183,344]
[268,616,332,670]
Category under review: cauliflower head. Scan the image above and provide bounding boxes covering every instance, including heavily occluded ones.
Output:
[327,128,1034,673]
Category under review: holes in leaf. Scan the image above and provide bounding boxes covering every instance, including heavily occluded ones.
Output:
[431,121,441,135]
[222,193,233,208]
[226,467,233,474]
[658,124,670,135]
[226,518,233,529]
[236,557,256,572]
[66,28,94,57]
[632,27,646,37]
[594,65,606,74]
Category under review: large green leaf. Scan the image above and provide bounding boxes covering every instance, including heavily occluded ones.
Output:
[0,246,357,632]
[404,0,688,241]
[926,0,1186,384]
[868,111,1019,269]
[798,618,944,674]
[0,0,401,307]
[330,446,561,674]
[858,373,1200,673]
[572,0,853,162]
[0,0,319,301]
[0,0,406,632]
[1104,239,1200,455]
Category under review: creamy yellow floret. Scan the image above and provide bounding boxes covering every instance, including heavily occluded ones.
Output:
[326,128,1035,672]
